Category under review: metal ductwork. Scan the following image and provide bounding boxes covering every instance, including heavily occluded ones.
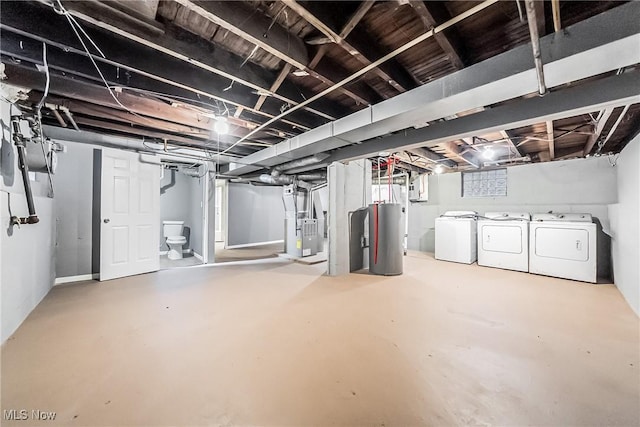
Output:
[296,173,326,181]
[180,167,203,178]
[259,174,295,185]
[272,153,330,173]
[42,125,231,165]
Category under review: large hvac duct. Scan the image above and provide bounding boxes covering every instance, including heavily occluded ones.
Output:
[258,174,295,185]
[368,203,403,275]
[273,153,330,173]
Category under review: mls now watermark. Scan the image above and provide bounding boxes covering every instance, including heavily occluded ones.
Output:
[3,409,57,421]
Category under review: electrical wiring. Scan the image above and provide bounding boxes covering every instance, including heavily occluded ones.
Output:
[35,43,50,116]
[51,0,157,126]
[29,42,55,197]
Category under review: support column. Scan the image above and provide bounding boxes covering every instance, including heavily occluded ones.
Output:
[327,159,372,276]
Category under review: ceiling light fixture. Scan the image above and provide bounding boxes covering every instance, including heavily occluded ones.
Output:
[482,146,495,160]
[434,164,444,174]
[213,116,229,135]
[292,69,310,77]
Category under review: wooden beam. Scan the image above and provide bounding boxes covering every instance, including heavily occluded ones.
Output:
[255,64,292,111]
[408,1,465,69]
[2,63,303,137]
[583,108,615,156]
[308,1,375,70]
[282,0,412,93]
[173,0,308,68]
[546,120,555,159]
[29,0,341,122]
[174,0,374,106]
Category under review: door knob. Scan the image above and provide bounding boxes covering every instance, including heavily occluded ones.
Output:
[103,218,110,224]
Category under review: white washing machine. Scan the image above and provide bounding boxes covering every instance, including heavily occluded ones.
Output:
[477,212,530,272]
[435,211,477,264]
[529,213,597,283]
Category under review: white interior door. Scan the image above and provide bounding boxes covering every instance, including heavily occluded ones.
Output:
[215,184,223,242]
[100,149,160,281]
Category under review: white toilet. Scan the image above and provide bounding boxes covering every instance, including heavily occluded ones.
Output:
[163,220,187,260]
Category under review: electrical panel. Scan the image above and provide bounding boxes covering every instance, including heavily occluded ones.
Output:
[409,174,428,202]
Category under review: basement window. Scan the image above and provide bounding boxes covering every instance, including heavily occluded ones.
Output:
[462,169,507,198]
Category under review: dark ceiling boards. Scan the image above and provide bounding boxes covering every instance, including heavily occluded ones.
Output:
[1,1,638,173]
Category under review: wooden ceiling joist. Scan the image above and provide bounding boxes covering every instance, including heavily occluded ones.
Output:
[308,1,376,69]
[408,1,466,70]
[31,0,343,122]
[282,0,414,95]
[546,120,555,159]
[173,0,376,106]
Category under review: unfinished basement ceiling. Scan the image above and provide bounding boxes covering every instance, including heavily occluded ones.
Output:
[1,0,639,174]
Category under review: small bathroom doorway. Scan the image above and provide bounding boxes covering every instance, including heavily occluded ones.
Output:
[159,161,206,269]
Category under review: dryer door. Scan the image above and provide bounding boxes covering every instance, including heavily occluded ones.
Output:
[481,224,523,254]
[534,227,589,261]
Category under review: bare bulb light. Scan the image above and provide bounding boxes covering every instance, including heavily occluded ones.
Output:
[213,117,229,135]
[434,164,444,174]
[482,147,495,160]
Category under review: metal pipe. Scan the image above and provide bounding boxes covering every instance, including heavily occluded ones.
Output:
[525,0,547,95]
[552,0,561,32]
[221,0,500,153]
[59,106,80,131]
[515,0,524,23]
[10,116,39,224]
[45,104,66,127]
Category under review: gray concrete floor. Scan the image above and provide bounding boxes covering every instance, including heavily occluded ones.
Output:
[1,252,638,426]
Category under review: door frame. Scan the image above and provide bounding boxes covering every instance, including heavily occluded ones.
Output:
[158,156,215,264]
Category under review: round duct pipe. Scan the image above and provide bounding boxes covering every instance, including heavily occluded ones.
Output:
[272,153,330,173]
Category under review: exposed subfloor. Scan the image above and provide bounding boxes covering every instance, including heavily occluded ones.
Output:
[1,253,638,426]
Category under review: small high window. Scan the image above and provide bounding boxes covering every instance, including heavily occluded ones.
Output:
[462,169,507,198]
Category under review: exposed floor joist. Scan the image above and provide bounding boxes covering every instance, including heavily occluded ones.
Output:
[173,0,376,106]
[408,1,466,70]
[226,2,640,175]
[546,121,555,159]
[37,0,342,122]
[282,0,414,95]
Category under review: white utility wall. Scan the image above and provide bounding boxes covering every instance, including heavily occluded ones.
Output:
[408,156,618,278]
[1,100,55,343]
[53,141,94,278]
[328,159,372,276]
[160,168,203,254]
[54,140,212,277]
[226,183,284,247]
[609,136,640,315]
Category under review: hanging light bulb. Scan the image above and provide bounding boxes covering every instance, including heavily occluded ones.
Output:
[434,164,444,174]
[482,146,495,160]
[213,116,229,135]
